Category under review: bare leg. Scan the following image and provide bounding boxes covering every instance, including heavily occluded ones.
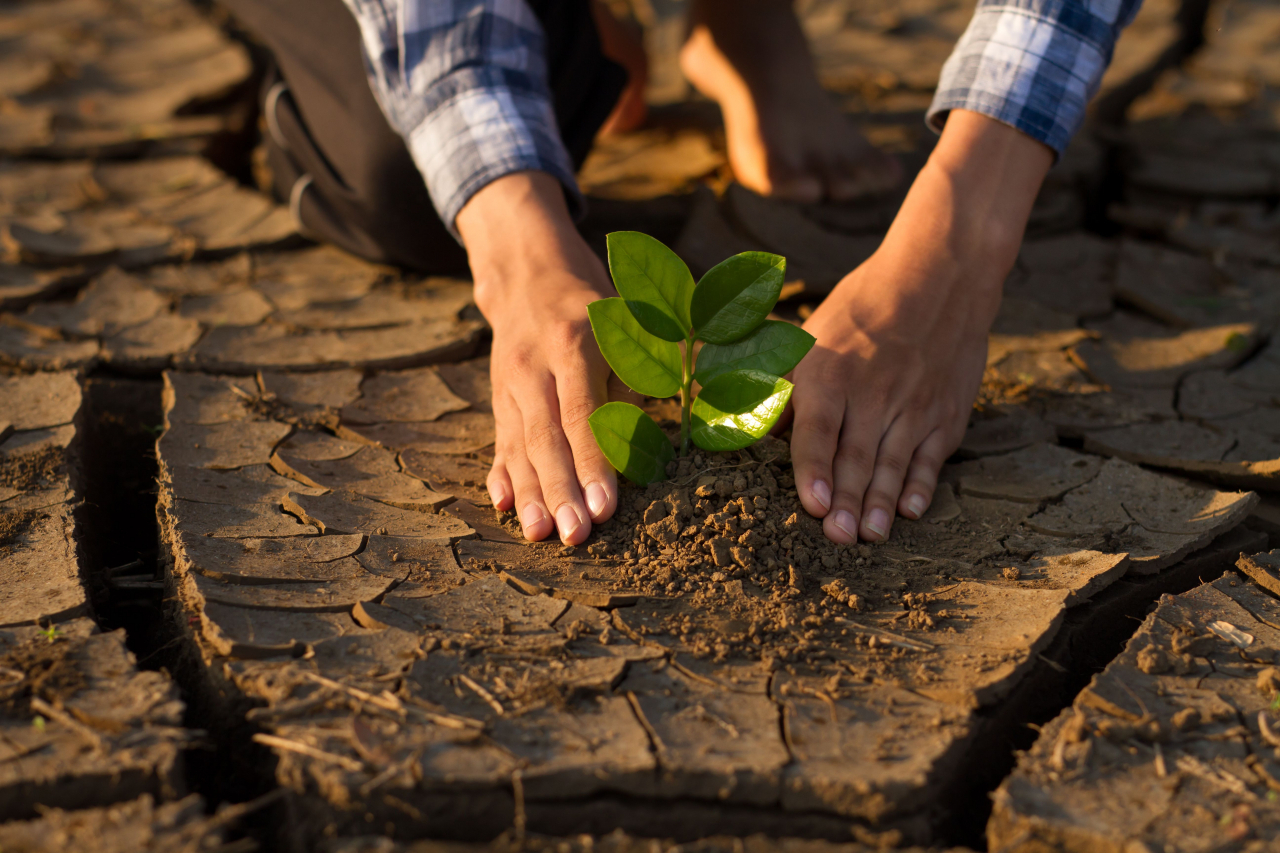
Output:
[592,0,649,135]
[680,0,901,202]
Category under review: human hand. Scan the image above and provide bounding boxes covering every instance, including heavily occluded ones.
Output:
[786,110,1054,543]
[457,172,617,544]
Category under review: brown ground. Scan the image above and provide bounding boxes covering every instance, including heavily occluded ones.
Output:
[1,0,1280,848]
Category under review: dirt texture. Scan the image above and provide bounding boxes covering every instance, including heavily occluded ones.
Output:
[0,793,232,853]
[2,244,484,373]
[0,620,191,820]
[990,569,1280,851]
[0,371,86,624]
[0,370,209,834]
[152,353,1261,846]
[2,0,1278,848]
[323,830,969,853]
[0,0,251,159]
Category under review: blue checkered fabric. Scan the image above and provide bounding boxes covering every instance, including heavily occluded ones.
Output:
[341,0,581,239]
[929,0,1145,155]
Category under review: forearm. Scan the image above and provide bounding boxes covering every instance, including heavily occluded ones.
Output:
[880,109,1053,300]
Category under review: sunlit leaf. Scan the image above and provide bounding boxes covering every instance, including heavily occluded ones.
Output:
[694,320,815,385]
[689,252,785,345]
[588,298,683,398]
[607,231,694,342]
[588,402,675,484]
[690,369,793,452]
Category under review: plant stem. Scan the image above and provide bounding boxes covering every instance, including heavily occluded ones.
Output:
[679,337,694,456]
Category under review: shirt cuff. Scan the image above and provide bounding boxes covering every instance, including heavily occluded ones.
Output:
[926,3,1112,156]
[407,69,584,242]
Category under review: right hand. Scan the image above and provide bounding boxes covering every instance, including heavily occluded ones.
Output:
[457,171,618,545]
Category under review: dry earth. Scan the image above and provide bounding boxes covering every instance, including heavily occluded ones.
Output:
[0,0,1279,849]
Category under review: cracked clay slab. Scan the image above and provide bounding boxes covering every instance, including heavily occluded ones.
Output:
[1027,457,1259,573]
[165,463,325,506]
[621,659,788,805]
[159,419,291,470]
[408,650,656,800]
[1235,550,1280,598]
[774,674,972,822]
[345,412,496,457]
[0,371,81,431]
[354,535,467,598]
[457,539,642,607]
[191,569,398,613]
[0,624,189,821]
[1074,311,1257,390]
[281,491,472,540]
[989,572,1280,851]
[272,444,453,511]
[399,448,493,506]
[180,533,365,584]
[376,573,567,640]
[341,367,471,424]
[954,442,1103,503]
[0,509,87,628]
[171,498,318,539]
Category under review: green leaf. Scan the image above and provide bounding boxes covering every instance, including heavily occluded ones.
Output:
[589,402,675,485]
[694,320,815,385]
[588,298,683,398]
[606,232,694,342]
[690,369,793,452]
[690,251,785,345]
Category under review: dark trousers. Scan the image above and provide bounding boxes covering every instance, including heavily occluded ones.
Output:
[219,0,626,274]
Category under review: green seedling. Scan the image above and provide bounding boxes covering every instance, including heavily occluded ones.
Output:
[587,232,814,484]
[32,715,45,733]
[37,624,61,644]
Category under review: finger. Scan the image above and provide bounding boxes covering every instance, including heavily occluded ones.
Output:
[494,394,554,541]
[516,373,593,546]
[787,381,842,519]
[857,418,919,542]
[898,428,954,520]
[824,411,877,544]
[486,455,514,512]
[556,361,618,523]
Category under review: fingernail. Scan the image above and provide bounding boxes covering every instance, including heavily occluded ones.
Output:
[555,504,585,543]
[906,494,927,519]
[831,510,857,541]
[488,481,509,508]
[865,508,890,539]
[810,479,832,512]
[520,503,548,537]
[585,482,609,519]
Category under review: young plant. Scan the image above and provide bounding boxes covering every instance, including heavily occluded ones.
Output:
[587,232,815,484]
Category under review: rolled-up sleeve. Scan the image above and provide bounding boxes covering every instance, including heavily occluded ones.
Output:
[928,0,1145,155]
[341,0,581,239]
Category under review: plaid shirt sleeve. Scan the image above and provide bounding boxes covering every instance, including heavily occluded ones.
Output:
[927,0,1145,155]
[340,0,581,239]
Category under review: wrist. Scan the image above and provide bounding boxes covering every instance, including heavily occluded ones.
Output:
[457,171,608,318]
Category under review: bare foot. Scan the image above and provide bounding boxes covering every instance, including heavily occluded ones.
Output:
[593,1,649,135]
[679,0,901,203]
